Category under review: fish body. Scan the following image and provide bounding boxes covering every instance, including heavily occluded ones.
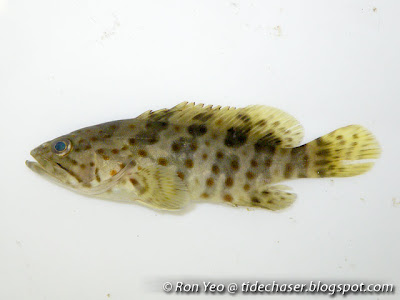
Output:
[27,102,381,211]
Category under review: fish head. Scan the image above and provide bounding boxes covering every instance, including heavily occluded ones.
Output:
[26,134,98,191]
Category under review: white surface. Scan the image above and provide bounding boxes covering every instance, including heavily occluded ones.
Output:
[1,1,399,299]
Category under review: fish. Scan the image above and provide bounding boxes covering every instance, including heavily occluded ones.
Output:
[26,102,381,211]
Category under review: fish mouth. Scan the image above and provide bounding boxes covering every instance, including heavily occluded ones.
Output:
[26,159,47,175]
[26,148,50,176]
[26,150,72,185]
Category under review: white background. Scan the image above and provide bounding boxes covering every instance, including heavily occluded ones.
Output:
[1,1,399,299]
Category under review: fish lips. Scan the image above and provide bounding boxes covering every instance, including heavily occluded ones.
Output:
[26,149,78,186]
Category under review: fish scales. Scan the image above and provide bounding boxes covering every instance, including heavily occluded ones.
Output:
[26,102,381,211]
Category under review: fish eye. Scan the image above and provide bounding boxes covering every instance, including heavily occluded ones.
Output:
[52,139,72,156]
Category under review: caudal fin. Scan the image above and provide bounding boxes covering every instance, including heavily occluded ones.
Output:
[306,125,381,178]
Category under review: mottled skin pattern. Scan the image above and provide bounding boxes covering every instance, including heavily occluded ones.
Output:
[27,102,381,211]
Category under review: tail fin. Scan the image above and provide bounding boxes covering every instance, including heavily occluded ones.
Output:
[305,125,381,178]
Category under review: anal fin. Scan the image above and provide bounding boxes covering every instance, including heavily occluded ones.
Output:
[249,185,296,211]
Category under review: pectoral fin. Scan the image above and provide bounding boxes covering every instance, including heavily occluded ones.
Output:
[127,166,189,210]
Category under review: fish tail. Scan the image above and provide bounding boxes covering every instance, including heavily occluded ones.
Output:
[289,125,381,179]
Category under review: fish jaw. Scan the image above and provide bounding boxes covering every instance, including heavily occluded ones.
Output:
[26,159,48,176]
[26,149,82,188]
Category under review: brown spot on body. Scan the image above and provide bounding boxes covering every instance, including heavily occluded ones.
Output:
[80,164,86,170]
[110,170,117,176]
[243,184,250,191]
[174,125,181,132]
[129,138,136,145]
[111,149,119,154]
[250,159,258,167]
[129,124,135,130]
[185,159,194,168]
[121,145,128,151]
[90,137,98,142]
[206,178,214,186]
[212,165,220,175]
[224,194,233,202]
[103,155,110,160]
[119,163,126,169]
[96,149,104,155]
[202,153,208,160]
[273,121,280,127]
[71,159,78,165]
[138,149,147,157]
[171,142,181,152]
[246,171,255,180]
[216,151,224,159]
[177,171,185,180]
[251,197,261,204]
[200,193,209,198]
[225,177,234,187]
[158,158,168,166]
[89,162,95,167]
[231,160,240,171]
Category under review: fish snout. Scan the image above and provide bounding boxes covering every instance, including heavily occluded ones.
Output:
[30,142,51,158]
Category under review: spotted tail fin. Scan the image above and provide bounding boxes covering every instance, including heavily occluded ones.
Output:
[304,125,381,178]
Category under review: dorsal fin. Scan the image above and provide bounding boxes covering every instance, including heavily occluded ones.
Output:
[137,102,304,147]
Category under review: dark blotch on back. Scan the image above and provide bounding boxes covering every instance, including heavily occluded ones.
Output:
[145,110,172,131]
[136,131,159,145]
[187,124,207,137]
[254,139,276,154]
[224,127,249,148]
[145,120,169,131]
[254,134,281,151]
